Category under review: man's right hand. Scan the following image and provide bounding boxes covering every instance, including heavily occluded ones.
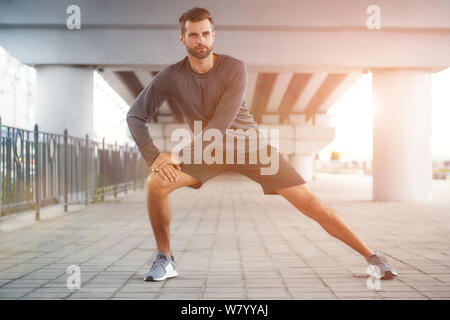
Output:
[153,164,180,182]
[151,153,182,182]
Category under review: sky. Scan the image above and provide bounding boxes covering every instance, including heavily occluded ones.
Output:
[319,68,450,162]
[319,73,374,162]
[93,71,133,146]
[430,68,450,161]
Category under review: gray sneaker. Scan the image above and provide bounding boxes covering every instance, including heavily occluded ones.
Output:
[144,252,178,281]
[367,252,398,280]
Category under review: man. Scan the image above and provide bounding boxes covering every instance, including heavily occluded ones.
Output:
[126,7,397,282]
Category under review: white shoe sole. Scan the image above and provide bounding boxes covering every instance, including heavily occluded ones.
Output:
[144,270,178,281]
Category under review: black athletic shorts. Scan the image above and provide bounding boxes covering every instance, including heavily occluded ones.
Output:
[179,145,306,195]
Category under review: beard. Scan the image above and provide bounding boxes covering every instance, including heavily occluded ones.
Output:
[186,44,213,59]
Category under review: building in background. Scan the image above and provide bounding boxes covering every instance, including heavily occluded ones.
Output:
[0,46,134,146]
[93,70,135,145]
[0,46,35,129]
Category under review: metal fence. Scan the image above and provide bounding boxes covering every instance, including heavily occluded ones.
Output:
[0,117,149,219]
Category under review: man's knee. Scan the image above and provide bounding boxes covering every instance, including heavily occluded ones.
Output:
[146,173,171,197]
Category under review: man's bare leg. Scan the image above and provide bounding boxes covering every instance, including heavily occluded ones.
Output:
[275,184,372,259]
[146,167,201,259]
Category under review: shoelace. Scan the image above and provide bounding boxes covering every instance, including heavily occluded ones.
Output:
[371,253,388,265]
[146,254,166,269]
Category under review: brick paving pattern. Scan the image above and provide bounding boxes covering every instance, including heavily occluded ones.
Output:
[0,172,449,300]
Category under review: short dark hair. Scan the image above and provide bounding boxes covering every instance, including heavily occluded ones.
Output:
[179,7,214,35]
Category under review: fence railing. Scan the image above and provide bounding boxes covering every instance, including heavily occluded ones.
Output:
[0,117,149,219]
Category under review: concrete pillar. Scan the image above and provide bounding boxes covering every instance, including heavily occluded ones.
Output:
[372,69,432,201]
[290,153,314,181]
[35,65,94,138]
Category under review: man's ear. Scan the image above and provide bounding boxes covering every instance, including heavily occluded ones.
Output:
[179,34,185,45]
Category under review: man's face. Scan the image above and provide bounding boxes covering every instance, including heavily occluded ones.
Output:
[180,19,215,59]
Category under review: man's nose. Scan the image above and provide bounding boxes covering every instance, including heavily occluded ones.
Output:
[198,35,206,44]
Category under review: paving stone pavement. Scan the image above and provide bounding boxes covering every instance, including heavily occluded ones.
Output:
[0,172,449,300]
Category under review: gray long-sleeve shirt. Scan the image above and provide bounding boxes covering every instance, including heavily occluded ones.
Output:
[126,53,259,167]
